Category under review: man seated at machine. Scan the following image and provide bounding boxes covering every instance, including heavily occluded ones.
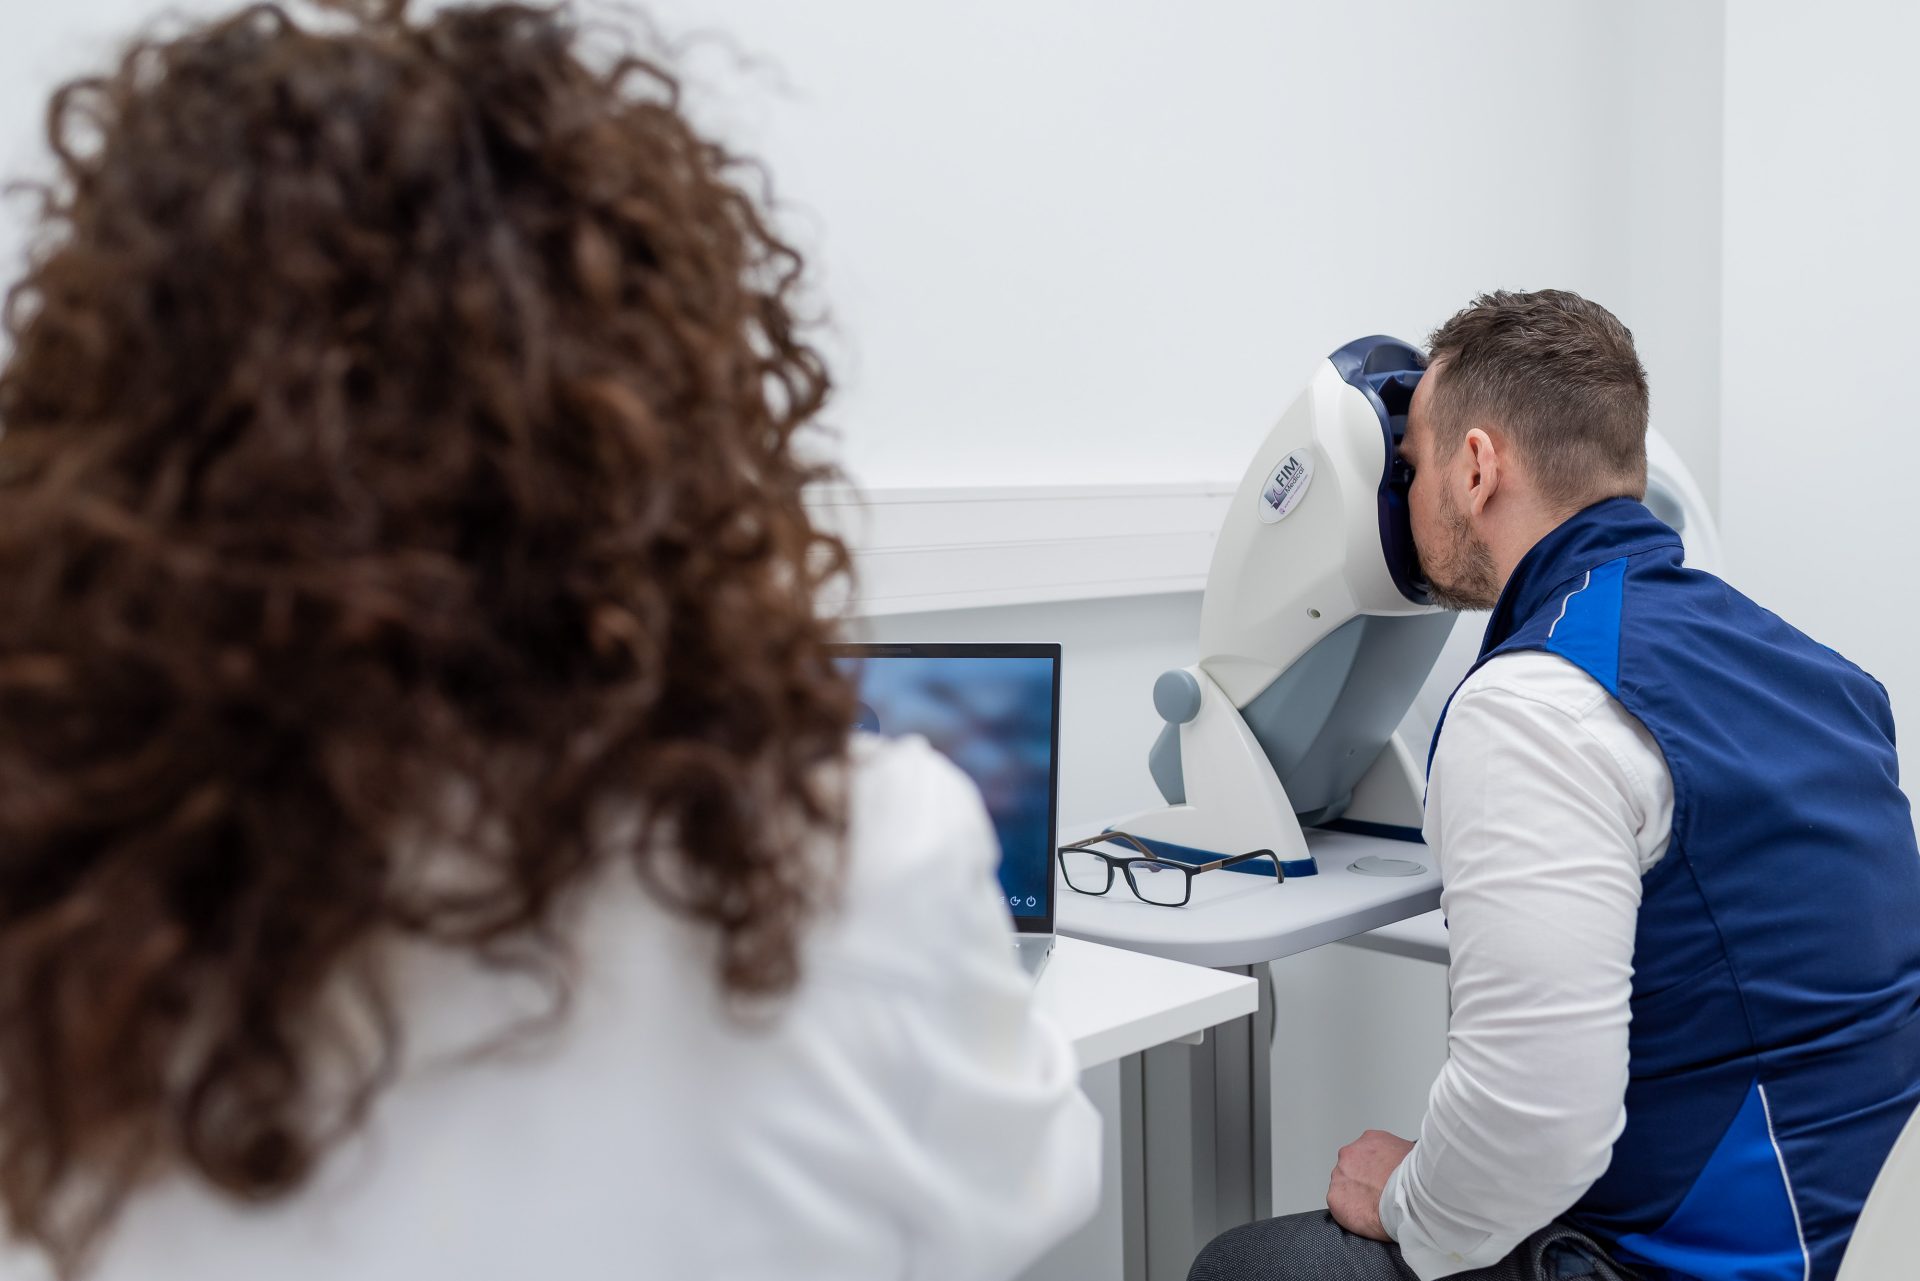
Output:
[1191,290,1920,1281]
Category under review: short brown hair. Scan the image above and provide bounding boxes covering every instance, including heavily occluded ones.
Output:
[1425,289,1649,510]
[0,1,857,1269]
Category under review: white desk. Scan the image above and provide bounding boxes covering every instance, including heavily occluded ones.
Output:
[1053,825,1442,1281]
[1034,935,1258,1069]
[1345,907,1451,965]
[1056,826,1442,967]
[1016,936,1261,1281]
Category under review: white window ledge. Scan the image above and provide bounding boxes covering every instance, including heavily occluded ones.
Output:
[807,483,1233,617]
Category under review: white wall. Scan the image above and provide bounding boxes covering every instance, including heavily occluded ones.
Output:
[0,2,1725,505]
[650,0,1722,497]
[1721,1,1920,772]
[1622,1,1725,513]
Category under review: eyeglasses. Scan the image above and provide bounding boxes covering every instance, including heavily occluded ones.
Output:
[1056,831,1281,908]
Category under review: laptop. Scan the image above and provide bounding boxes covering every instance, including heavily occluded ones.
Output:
[835,642,1061,980]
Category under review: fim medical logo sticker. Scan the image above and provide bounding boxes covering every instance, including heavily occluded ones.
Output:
[1258,450,1315,524]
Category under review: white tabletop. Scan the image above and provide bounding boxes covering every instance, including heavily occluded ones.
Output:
[1345,907,1451,965]
[1055,827,1442,968]
[1032,936,1257,1069]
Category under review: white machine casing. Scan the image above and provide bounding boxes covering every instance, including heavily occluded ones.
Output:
[1201,365,1434,703]
[1110,347,1443,869]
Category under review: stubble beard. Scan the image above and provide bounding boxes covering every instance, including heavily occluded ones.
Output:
[1422,495,1501,613]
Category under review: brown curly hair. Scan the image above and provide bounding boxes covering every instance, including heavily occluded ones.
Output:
[0,0,857,1269]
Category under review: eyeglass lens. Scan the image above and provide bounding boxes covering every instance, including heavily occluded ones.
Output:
[1125,858,1188,905]
[1059,846,1115,895]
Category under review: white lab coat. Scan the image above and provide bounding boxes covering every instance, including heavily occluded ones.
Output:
[1,735,1099,1281]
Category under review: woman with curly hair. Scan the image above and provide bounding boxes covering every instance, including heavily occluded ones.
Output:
[0,2,1097,1277]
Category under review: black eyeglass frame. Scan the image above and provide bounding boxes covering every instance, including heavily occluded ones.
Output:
[1056,831,1281,908]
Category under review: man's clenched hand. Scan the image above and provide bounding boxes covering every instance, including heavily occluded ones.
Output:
[1328,1129,1416,1240]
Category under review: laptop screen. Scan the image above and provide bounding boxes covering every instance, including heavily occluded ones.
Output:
[836,644,1061,931]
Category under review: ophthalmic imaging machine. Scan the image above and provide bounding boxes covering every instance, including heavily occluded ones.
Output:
[1058,336,1458,1281]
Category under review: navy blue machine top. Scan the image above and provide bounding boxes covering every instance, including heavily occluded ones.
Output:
[1431,498,1920,1281]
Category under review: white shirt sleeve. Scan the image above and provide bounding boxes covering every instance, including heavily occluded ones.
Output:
[1377,653,1672,1280]
[11,738,1101,1281]
[821,737,1103,1281]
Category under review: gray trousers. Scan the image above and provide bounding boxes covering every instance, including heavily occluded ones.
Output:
[1187,1211,1637,1281]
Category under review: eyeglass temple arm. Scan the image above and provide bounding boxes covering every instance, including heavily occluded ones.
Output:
[1187,848,1279,873]
[1060,831,1154,859]
[1061,833,1276,874]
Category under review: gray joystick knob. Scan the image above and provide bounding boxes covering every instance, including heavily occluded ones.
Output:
[1153,669,1204,725]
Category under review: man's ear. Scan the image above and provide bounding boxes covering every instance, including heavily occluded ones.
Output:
[1463,427,1500,518]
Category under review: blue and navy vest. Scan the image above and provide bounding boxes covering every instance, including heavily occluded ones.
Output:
[1432,498,1920,1281]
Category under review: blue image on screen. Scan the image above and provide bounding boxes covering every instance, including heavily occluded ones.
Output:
[843,655,1056,915]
